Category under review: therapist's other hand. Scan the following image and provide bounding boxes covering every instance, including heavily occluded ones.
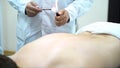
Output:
[25,1,42,17]
[55,9,70,26]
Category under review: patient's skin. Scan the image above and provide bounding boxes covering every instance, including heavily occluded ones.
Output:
[10,32,120,68]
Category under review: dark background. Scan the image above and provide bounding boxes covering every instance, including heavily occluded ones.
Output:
[108,0,120,67]
[108,0,120,23]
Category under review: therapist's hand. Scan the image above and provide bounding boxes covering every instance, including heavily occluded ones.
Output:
[55,9,70,26]
[25,1,42,17]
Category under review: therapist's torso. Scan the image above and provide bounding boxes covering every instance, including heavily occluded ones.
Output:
[17,0,76,41]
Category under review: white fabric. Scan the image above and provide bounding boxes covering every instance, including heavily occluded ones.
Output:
[8,0,93,50]
[76,22,120,39]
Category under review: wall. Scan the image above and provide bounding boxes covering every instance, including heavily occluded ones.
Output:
[1,0,108,51]
[77,0,108,29]
[2,0,17,51]
[0,0,4,54]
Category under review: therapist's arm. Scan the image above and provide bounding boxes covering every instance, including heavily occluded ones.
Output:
[65,0,93,22]
[8,0,41,17]
[55,0,93,26]
[8,0,28,14]
[25,1,42,17]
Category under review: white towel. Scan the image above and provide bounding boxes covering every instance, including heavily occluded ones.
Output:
[76,22,120,39]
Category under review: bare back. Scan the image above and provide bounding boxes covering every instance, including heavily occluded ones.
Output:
[11,32,120,68]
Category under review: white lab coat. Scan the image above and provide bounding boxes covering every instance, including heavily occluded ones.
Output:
[8,0,93,50]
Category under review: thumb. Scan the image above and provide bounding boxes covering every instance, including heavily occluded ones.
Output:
[58,9,65,15]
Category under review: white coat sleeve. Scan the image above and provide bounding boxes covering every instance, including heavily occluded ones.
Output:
[65,0,93,22]
[8,0,31,14]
